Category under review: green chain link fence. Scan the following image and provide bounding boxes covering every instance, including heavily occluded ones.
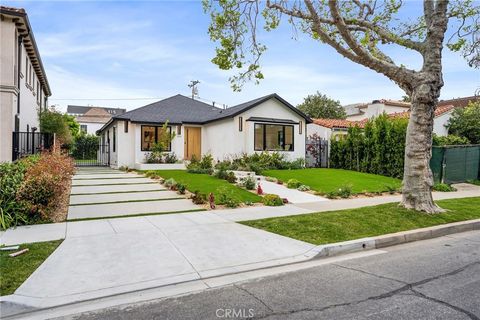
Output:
[431,145,480,184]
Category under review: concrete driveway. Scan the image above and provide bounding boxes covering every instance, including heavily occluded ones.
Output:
[7,168,316,308]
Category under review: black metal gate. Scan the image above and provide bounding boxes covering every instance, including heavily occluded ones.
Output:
[71,143,110,167]
[306,136,329,168]
[12,131,54,161]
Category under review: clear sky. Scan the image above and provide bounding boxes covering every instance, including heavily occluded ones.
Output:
[5,0,480,111]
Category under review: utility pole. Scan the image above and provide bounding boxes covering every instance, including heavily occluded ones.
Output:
[188,80,200,99]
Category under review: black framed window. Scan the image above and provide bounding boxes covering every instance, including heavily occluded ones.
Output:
[239,117,243,131]
[113,127,116,152]
[80,125,87,133]
[124,120,128,133]
[141,125,172,151]
[254,123,294,151]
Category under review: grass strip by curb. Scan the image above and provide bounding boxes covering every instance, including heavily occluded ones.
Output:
[242,197,480,245]
[0,240,63,296]
[66,209,206,222]
[70,189,168,196]
[71,182,157,187]
[68,197,184,206]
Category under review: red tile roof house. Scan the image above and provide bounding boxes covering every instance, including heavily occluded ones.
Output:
[308,102,460,141]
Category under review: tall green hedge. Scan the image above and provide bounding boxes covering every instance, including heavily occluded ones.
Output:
[330,114,408,179]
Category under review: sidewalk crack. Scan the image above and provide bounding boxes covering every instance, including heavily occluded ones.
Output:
[234,285,274,313]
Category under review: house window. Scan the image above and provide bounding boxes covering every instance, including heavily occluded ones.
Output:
[254,123,294,151]
[177,125,181,135]
[299,121,303,134]
[141,125,172,151]
[80,125,87,133]
[239,117,243,132]
[124,120,128,133]
[113,127,116,152]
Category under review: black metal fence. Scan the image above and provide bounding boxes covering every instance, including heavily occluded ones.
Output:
[306,137,329,168]
[12,131,54,161]
[71,144,110,167]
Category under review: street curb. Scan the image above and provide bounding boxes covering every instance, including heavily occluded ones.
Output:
[305,218,480,259]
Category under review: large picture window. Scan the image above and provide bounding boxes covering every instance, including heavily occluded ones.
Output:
[254,123,294,151]
[141,125,172,151]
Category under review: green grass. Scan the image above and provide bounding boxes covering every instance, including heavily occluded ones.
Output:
[153,170,262,204]
[1,240,62,296]
[242,197,480,245]
[263,168,401,194]
[468,180,480,186]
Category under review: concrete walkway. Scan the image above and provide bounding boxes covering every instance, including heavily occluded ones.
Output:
[67,168,202,220]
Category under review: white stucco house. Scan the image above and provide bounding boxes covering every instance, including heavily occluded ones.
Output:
[0,6,51,162]
[308,103,456,141]
[97,93,312,169]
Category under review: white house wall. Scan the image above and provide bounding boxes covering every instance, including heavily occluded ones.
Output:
[202,118,236,160]
[79,122,104,135]
[240,98,306,161]
[433,111,452,136]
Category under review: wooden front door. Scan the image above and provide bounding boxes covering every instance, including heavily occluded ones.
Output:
[184,127,201,160]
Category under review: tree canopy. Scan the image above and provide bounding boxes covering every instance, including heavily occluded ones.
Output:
[297,92,346,119]
[39,108,79,145]
[446,101,480,144]
[204,0,479,213]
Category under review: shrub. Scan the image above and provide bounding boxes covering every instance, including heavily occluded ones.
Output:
[277,179,283,185]
[384,184,400,194]
[217,187,241,208]
[187,154,214,174]
[433,183,456,192]
[176,183,186,194]
[214,169,229,180]
[297,184,310,191]
[241,176,257,190]
[325,184,353,199]
[265,176,277,183]
[330,114,408,179]
[432,134,470,146]
[262,194,284,206]
[225,171,237,183]
[190,191,207,204]
[164,178,177,188]
[287,179,301,189]
[164,153,178,164]
[72,134,99,159]
[16,152,74,222]
[221,152,304,174]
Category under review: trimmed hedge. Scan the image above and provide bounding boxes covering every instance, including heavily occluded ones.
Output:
[330,114,408,179]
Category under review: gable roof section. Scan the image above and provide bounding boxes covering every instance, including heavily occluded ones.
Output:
[203,93,312,124]
[101,93,312,132]
[437,96,479,108]
[388,104,455,119]
[114,94,223,124]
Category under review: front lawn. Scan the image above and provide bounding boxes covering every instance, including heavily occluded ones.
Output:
[153,170,262,204]
[263,168,401,194]
[0,240,62,296]
[242,197,480,245]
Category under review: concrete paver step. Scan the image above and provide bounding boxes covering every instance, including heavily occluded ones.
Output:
[67,199,203,220]
[70,183,167,195]
[73,174,144,180]
[69,190,182,205]
[72,178,155,186]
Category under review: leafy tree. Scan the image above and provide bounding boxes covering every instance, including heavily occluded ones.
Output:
[39,108,72,145]
[65,114,80,138]
[204,0,479,213]
[297,92,346,119]
[446,101,480,144]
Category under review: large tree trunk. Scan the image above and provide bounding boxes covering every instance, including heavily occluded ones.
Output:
[401,82,445,213]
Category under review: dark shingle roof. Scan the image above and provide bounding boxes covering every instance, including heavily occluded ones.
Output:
[67,105,126,116]
[99,93,312,132]
[114,94,223,124]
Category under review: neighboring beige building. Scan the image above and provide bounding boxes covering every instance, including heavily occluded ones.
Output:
[0,6,51,162]
[66,105,126,135]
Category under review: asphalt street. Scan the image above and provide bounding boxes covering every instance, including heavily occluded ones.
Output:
[66,230,480,320]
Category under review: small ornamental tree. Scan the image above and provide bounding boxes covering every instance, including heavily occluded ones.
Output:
[297,91,346,119]
[204,0,480,213]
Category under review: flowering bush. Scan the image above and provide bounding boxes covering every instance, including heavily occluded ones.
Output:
[16,152,74,221]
